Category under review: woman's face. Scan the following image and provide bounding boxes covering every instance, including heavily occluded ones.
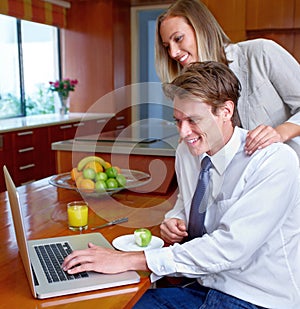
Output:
[160,16,198,67]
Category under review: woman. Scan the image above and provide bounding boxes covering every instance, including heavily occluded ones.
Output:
[155,0,300,157]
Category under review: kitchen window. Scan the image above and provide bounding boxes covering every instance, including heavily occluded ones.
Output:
[0,14,60,119]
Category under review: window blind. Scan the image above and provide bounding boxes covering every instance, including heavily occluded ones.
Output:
[0,0,66,27]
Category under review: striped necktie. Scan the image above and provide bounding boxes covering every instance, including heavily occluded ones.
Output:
[188,156,212,239]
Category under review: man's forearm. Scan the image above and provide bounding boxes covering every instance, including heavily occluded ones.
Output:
[123,251,149,271]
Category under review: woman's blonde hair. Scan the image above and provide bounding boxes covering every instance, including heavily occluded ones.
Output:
[155,0,231,83]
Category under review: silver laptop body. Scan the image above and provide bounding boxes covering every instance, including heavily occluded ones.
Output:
[3,165,140,299]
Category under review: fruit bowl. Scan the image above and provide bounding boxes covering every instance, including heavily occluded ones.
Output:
[49,169,151,197]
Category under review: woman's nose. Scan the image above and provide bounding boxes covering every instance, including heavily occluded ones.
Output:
[169,43,180,59]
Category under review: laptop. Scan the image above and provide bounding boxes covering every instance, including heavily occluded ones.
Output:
[3,165,140,299]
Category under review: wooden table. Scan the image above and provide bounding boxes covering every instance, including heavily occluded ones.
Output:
[0,177,177,308]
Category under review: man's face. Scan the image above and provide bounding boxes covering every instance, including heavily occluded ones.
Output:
[173,96,226,156]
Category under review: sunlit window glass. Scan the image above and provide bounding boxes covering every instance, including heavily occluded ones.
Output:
[0,14,60,119]
[0,14,21,118]
[21,20,59,116]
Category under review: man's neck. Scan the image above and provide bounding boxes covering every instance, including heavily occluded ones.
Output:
[207,125,235,156]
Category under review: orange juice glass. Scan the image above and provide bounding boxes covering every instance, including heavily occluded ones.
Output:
[67,201,88,231]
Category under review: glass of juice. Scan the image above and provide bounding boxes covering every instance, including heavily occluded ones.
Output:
[67,201,88,231]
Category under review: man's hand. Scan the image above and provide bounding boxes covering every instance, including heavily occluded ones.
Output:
[160,218,188,244]
[245,125,282,155]
[62,243,148,274]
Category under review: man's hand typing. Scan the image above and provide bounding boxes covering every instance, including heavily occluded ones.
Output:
[62,243,148,274]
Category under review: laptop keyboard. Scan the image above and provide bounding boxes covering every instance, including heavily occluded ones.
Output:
[34,242,89,283]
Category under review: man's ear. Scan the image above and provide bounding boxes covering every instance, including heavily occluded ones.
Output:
[222,100,235,122]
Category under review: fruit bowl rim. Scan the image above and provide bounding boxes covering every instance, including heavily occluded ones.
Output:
[49,169,152,197]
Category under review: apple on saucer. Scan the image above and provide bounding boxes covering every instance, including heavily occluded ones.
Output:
[134,228,152,247]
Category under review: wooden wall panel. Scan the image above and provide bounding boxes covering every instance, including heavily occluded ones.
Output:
[113,1,131,90]
[246,0,294,29]
[62,1,114,113]
[246,0,300,62]
[294,34,300,62]
[295,0,300,27]
[204,0,246,42]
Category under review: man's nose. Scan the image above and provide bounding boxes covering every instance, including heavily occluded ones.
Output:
[179,120,192,138]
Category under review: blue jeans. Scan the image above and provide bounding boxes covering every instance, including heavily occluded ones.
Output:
[133,281,266,309]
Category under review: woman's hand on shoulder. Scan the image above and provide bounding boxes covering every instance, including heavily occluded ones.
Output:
[245,125,283,155]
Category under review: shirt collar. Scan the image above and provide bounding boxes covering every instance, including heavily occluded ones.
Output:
[207,127,242,175]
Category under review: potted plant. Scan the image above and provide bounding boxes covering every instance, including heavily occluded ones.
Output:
[49,78,78,115]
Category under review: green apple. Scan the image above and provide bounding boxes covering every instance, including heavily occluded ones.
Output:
[95,180,107,192]
[106,178,118,189]
[116,174,127,187]
[95,171,108,182]
[105,167,118,178]
[83,167,96,180]
[134,228,152,247]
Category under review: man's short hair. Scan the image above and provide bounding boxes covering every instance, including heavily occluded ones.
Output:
[163,61,241,125]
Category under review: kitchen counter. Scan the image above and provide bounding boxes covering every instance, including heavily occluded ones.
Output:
[0,112,114,133]
[52,134,178,157]
[52,119,178,157]
[51,119,179,193]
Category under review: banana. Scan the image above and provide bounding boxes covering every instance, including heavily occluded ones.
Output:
[77,155,106,171]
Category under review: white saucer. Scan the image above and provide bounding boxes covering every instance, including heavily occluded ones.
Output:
[112,234,164,252]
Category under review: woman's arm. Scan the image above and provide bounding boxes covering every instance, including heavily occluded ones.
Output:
[245,122,300,155]
[245,40,300,155]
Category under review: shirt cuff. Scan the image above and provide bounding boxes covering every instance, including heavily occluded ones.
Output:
[144,246,176,278]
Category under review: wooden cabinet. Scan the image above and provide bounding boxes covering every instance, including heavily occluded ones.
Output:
[47,120,94,176]
[0,116,120,192]
[21,128,48,183]
[102,109,131,134]
[48,123,77,176]
[0,133,13,192]
[73,113,131,137]
[4,127,49,187]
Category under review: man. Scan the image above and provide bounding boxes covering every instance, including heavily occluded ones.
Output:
[62,62,300,309]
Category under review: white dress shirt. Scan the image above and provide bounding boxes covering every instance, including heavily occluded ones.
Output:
[145,127,300,309]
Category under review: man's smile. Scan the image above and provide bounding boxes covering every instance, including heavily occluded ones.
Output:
[186,136,200,145]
